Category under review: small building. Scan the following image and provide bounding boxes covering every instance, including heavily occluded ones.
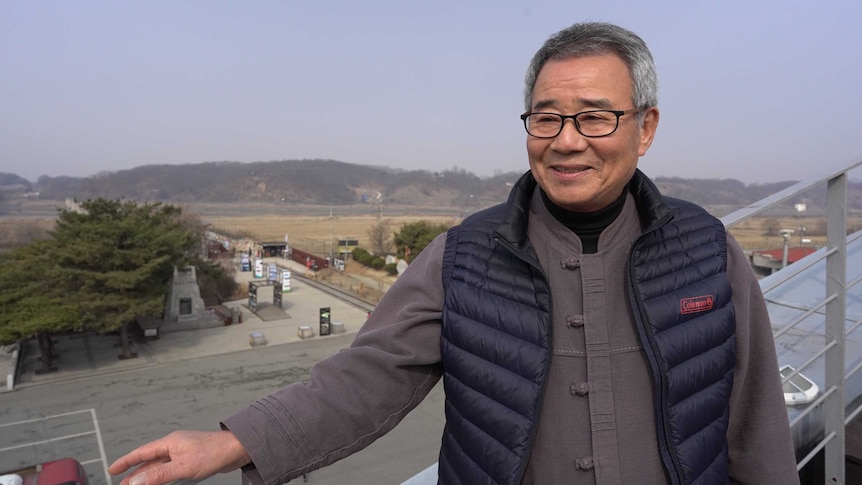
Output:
[259,241,287,258]
[750,247,817,277]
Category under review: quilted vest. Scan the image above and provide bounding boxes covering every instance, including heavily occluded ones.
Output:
[438,170,736,485]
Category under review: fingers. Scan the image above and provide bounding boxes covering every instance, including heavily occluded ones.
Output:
[109,430,247,485]
[126,462,182,485]
[114,454,193,485]
[109,439,171,474]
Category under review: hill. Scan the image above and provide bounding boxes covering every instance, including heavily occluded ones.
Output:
[2,159,861,216]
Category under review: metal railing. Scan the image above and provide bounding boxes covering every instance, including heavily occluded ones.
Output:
[720,159,862,483]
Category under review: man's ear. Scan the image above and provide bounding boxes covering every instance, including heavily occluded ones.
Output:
[638,107,660,156]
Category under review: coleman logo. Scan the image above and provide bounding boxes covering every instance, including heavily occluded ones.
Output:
[680,295,715,314]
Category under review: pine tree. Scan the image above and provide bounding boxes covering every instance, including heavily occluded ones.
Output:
[0,240,79,372]
[0,198,205,363]
[392,220,450,263]
[53,199,200,358]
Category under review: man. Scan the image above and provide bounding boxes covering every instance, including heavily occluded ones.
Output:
[110,22,798,485]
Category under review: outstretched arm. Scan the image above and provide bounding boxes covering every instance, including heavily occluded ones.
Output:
[109,430,252,485]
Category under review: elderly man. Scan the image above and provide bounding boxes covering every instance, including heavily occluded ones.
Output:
[111,22,798,485]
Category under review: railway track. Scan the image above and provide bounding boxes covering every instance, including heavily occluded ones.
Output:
[289,269,377,313]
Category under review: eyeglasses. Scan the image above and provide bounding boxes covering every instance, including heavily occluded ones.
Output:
[520,109,642,138]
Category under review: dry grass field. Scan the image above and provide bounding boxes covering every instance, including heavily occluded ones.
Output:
[3,205,859,305]
[204,213,462,254]
[4,200,861,256]
[207,212,861,254]
[0,218,54,251]
[728,216,862,251]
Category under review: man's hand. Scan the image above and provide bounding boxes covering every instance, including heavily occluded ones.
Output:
[109,430,252,485]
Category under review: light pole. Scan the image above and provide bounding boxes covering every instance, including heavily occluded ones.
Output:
[329,206,334,266]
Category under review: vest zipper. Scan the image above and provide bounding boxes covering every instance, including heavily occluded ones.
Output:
[493,234,553,485]
[627,231,686,485]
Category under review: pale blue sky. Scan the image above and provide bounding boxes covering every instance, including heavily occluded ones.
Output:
[2,1,860,183]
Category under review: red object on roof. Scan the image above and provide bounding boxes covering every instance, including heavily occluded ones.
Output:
[753,247,816,264]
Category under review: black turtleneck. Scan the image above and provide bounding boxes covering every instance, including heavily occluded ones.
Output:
[539,186,628,254]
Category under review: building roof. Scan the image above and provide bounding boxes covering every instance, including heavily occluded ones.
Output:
[753,247,817,264]
[761,231,862,454]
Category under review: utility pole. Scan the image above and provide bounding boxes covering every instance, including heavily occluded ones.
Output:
[329,206,334,265]
[780,229,793,269]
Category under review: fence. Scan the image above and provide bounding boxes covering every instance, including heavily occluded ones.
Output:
[720,159,862,483]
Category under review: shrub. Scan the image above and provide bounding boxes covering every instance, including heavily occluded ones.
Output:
[352,246,386,270]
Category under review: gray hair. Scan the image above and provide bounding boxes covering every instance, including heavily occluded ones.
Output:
[523,22,658,116]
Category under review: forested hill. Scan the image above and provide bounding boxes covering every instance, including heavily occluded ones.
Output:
[2,159,861,215]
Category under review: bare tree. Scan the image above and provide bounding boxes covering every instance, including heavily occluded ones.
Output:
[367,219,394,256]
[0,219,54,250]
[763,218,781,237]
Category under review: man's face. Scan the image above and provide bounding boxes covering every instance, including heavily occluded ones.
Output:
[526,54,659,212]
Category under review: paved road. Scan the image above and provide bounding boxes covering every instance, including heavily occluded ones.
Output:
[3,333,445,485]
[1,258,445,484]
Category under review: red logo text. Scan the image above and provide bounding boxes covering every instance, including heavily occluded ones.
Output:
[680,295,715,315]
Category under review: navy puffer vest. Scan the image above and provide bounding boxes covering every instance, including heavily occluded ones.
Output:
[438,170,735,485]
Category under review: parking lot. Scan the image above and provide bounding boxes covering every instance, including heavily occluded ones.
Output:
[0,409,111,484]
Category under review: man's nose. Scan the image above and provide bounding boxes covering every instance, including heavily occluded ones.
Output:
[551,118,589,150]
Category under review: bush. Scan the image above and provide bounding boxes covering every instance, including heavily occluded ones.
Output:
[352,247,386,270]
[384,262,398,275]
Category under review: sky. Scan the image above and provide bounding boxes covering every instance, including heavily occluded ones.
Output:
[2,1,861,184]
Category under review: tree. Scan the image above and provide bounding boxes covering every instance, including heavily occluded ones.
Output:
[366,219,394,256]
[393,220,449,263]
[197,259,238,305]
[52,198,201,358]
[0,198,205,363]
[763,218,781,237]
[0,240,79,372]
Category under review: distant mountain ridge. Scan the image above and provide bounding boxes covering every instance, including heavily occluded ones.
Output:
[1,159,861,216]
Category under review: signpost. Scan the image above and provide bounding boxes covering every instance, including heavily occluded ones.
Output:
[273,268,290,308]
[282,270,291,292]
[248,283,257,312]
[319,307,331,336]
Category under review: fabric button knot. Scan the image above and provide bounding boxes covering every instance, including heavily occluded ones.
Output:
[560,257,580,270]
[570,382,589,396]
[575,456,595,470]
[572,382,590,396]
[566,315,585,328]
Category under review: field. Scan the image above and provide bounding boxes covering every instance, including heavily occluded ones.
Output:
[204,211,860,254]
[4,205,859,304]
[203,213,461,256]
[4,198,862,256]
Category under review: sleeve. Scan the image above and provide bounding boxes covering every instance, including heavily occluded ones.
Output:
[222,234,449,485]
[725,233,800,484]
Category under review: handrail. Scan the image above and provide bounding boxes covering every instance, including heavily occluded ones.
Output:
[760,248,834,294]
[725,159,859,485]
[772,294,835,340]
[720,159,862,227]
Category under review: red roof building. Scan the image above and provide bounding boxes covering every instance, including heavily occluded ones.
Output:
[750,247,817,277]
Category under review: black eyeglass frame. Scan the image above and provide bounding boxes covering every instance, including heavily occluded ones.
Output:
[520,109,642,139]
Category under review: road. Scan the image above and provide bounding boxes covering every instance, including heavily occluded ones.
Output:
[1,333,445,485]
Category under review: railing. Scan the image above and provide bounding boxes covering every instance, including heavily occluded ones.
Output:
[720,159,862,484]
